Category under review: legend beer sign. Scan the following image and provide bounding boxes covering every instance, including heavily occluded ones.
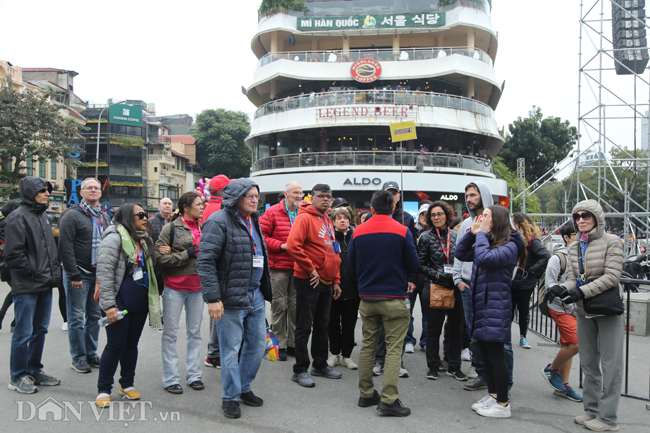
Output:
[317,105,414,119]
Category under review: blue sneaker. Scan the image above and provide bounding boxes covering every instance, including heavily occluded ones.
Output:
[541,364,565,392]
[555,385,583,402]
[520,336,531,349]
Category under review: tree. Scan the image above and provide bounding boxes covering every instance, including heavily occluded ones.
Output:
[499,106,578,185]
[493,156,541,213]
[0,79,83,197]
[193,109,252,179]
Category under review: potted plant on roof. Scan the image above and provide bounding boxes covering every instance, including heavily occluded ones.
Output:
[258,0,307,18]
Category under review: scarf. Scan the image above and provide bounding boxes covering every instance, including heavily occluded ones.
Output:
[117,224,162,328]
[79,199,104,266]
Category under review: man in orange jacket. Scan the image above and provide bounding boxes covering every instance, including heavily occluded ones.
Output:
[287,184,342,387]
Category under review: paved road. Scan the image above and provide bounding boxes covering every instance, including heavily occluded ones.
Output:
[0,281,648,432]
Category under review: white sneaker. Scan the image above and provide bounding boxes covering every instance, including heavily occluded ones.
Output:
[327,354,340,368]
[472,394,497,412]
[399,367,409,378]
[341,357,358,370]
[405,343,415,353]
[466,365,478,379]
[461,348,472,361]
[373,363,383,376]
[61,322,68,331]
[477,402,511,418]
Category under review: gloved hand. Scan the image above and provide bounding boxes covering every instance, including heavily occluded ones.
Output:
[560,288,584,304]
[186,246,197,259]
[547,285,565,303]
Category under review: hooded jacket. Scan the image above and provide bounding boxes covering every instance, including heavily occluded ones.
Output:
[196,178,272,309]
[560,199,624,316]
[286,201,341,284]
[202,196,224,223]
[511,236,550,291]
[4,176,61,295]
[259,199,295,270]
[452,181,494,286]
[545,244,575,315]
[455,230,524,343]
[335,227,358,300]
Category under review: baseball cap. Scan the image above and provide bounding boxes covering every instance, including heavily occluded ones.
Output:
[382,181,400,192]
[331,197,349,208]
[209,175,231,192]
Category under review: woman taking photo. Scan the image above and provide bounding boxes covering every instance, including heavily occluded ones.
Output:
[511,212,550,349]
[418,201,466,380]
[95,203,162,407]
[155,192,205,394]
[549,200,624,431]
[455,205,524,419]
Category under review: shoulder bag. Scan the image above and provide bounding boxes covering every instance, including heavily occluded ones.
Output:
[430,281,455,309]
[578,241,624,316]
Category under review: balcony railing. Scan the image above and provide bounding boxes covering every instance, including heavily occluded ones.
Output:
[148,155,175,165]
[253,151,493,174]
[254,89,494,119]
[257,46,492,69]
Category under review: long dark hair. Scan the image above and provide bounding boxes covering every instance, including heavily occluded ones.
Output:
[487,205,526,266]
[113,203,155,264]
[426,200,454,229]
[171,192,201,222]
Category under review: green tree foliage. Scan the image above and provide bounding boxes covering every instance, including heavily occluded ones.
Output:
[500,106,578,185]
[193,109,252,179]
[0,79,83,197]
[258,0,307,17]
[493,156,541,213]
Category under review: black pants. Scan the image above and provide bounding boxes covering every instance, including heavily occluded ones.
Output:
[328,299,359,358]
[97,310,148,394]
[423,287,464,369]
[511,288,534,337]
[477,340,509,404]
[293,277,332,374]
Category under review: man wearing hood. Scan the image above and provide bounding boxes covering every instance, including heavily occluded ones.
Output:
[5,176,62,393]
[286,183,342,387]
[452,181,514,391]
[197,178,272,419]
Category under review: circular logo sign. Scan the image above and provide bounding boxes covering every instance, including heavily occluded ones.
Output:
[350,59,382,83]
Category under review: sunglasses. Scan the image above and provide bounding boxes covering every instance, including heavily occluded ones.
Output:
[572,212,593,222]
[134,212,148,220]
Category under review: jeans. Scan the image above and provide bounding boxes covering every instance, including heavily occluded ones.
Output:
[64,270,101,363]
[97,310,148,394]
[405,282,427,346]
[161,287,204,387]
[10,290,52,381]
[293,278,332,373]
[270,269,296,350]
[207,317,219,359]
[217,288,266,401]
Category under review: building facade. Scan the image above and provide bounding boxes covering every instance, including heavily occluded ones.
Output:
[245,0,507,216]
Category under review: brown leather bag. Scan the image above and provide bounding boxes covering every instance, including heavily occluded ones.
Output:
[430,282,455,309]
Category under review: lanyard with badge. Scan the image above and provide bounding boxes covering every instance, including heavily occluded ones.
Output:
[318,213,340,253]
[239,213,264,268]
[133,244,145,281]
[436,228,453,274]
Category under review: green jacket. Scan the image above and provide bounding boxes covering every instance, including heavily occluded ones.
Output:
[154,217,200,277]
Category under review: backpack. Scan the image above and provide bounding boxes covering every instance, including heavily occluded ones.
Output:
[537,251,567,317]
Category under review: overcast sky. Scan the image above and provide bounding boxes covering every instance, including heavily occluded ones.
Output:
[1,0,645,174]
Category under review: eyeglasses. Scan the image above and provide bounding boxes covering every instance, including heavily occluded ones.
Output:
[83,186,101,191]
[134,212,148,219]
[430,212,445,219]
[37,188,47,194]
[290,191,304,196]
[315,194,333,200]
[244,194,260,200]
[573,212,593,222]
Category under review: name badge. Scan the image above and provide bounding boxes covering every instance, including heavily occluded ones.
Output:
[443,265,453,274]
[133,267,143,281]
[332,241,341,253]
[253,255,264,268]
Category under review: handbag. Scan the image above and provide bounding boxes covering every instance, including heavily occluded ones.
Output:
[577,242,624,316]
[430,281,455,310]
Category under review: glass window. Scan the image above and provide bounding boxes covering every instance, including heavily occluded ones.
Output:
[50,160,57,179]
[39,161,46,178]
[26,153,33,175]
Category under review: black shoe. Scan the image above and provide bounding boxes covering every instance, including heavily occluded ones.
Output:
[189,380,204,390]
[286,346,295,356]
[358,390,381,407]
[240,391,263,407]
[222,401,241,419]
[278,349,287,361]
[377,399,411,417]
[426,369,439,380]
[446,367,468,381]
[165,384,183,394]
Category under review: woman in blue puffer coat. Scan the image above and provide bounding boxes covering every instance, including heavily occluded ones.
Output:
[455,205,524,419]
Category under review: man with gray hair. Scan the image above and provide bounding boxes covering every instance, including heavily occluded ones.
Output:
[149,197,173,244]
[58,177,110,373]
[260,182,304,361]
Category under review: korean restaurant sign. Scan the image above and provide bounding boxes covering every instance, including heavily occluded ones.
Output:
[108,104,142,127]
[316,106,415,119]
[297,13,445,31]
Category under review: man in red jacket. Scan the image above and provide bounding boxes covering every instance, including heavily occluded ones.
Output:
[260,181,303,361]
[202,175,231,223]
[287,184,342,387]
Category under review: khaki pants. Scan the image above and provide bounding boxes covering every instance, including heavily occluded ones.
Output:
[358,299,410,404]
[270,269,296,349]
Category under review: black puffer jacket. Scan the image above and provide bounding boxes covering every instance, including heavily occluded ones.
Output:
[335,228,358,300]
[4,177,61,295]
[417,227,457,289]
[197,178,272,308]
[512,236,550,291]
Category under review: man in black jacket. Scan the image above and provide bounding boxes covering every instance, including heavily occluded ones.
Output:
[197,178,272,419]
[5,176,61,394]
[58,177,109,373]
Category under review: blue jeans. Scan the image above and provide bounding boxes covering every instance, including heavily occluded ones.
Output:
[461,287,514,387]
[217,288,266,401]
[405,283,427,347]
[64,270,101,363]
[10,290,52,381]
[161,287,204,387]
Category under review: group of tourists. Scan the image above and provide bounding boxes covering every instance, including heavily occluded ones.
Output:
[0,173,625,430]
